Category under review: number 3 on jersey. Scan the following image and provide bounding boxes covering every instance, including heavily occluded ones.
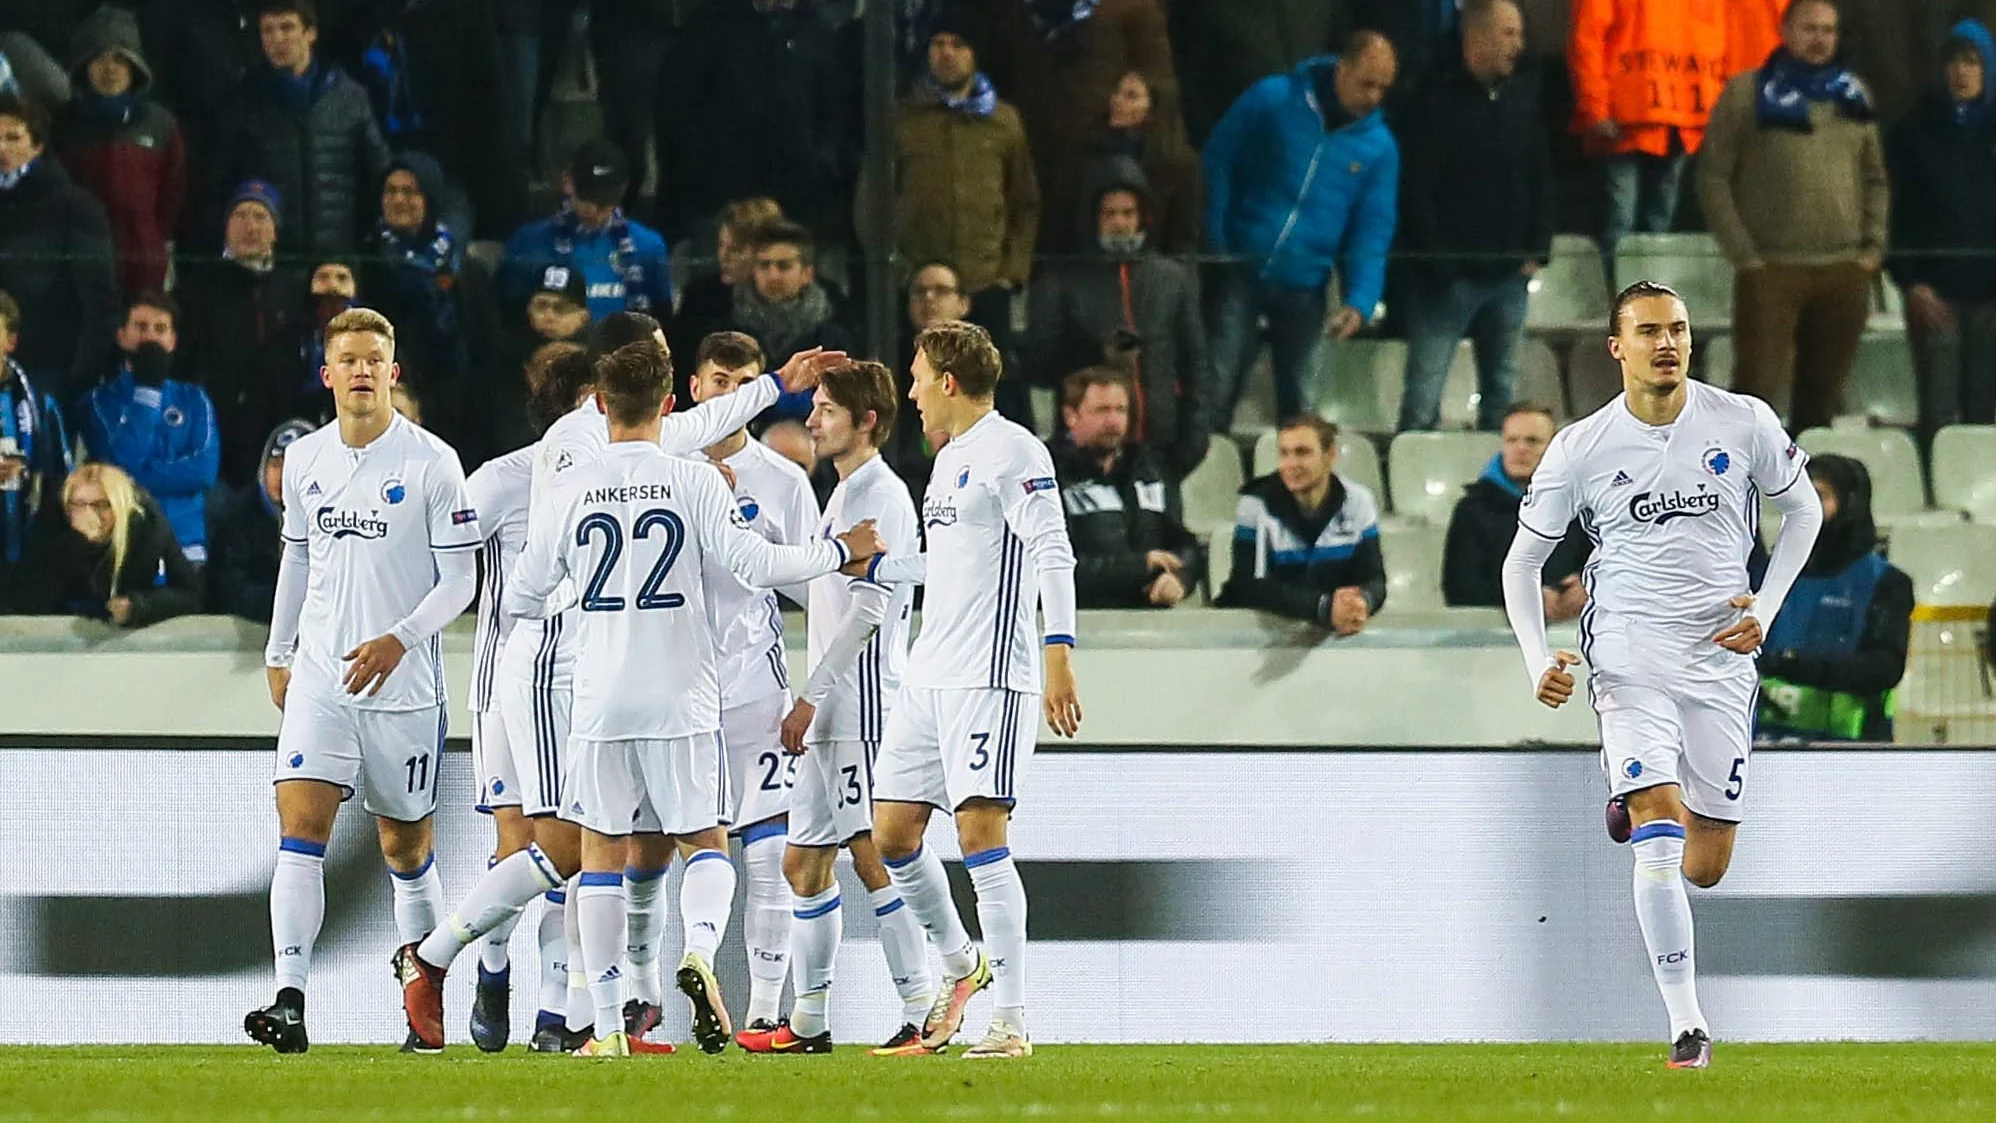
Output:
[577,507,687,612]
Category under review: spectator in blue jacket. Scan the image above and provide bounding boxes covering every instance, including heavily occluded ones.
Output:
[497,137,671,324]
[1202,35,1400,429]
[74,290,220,563]
[0,290,72,570]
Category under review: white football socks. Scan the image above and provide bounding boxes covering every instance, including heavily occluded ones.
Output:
[563,876,591,1034]
[537,888,568,1020]
[869,885,934,1025]
[1631,820,1707,1039]
[966,847,1027,1033]
[680,849,736,963]
[270,838,326,993]
[624,864,667,1006]
[576,872,628,1041]
[417,844,562,969]
[789,886,841,1038]
[740,829,792,1025]
[388,853,445,946]
[884,844,978,978]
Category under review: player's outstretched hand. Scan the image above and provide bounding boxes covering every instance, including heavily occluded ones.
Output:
[1043,645,1083,738]
[265,665,291,711]
[342,634,408,696]
[1714,594,1763,653]
[1536,651,1579,709]
[780,699,816,755]
[775,347,849,393]
[837,518,883,565]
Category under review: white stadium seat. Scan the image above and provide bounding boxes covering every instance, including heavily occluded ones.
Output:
[1797,425,1928,518]
[1886,522,1996,606]
[1317,338,1405,434]
[1526,233,1611,334]
[1388,431,1503,524]
[1931,425,1996,521]
[1379,518,1446,613]
[1843,335,1918,428]
[1696,334,1733,390]
[1179,437,1246,536]
[1514,338,1568,421]
[1613,232,1734,329]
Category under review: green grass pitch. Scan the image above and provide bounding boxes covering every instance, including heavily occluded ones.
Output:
[3,1044,1995,1121]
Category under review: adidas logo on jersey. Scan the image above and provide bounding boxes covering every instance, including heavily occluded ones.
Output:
[304,481,322,498]
[1611,471,1633,487]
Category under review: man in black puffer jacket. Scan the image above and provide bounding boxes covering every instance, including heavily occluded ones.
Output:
[1442,403,1590,615]
[211,1,390,255]
[1052,367,1204,608]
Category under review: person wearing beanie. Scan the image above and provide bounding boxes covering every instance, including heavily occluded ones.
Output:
[0,91,120,407]
[497,136,672,323]
[175,178,308,489]
[211,1,391,255]
[362,150,478,459]
[206,417,314,621]
[73,290,220,563]
[57,4,188,296]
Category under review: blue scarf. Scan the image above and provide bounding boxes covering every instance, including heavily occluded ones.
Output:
[377,218,460,335]
[271,60,328,113]
[553,200,653,313]
[1026,0,1100,39]
[0,360,67,564]
[1755,48,1875,132]
[918,71,998,118]
[77,88,137,126]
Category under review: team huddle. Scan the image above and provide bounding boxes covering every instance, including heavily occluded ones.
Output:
[245,306,1081,1059]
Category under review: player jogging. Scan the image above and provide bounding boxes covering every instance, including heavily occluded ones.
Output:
[457,342,597,1051]
[394,315,844,1052]
[734,360,937,1056]
[620,332,822,1042]
[865,321,1082,1059]
[503,338,882,1057]
[1502,281,1823,1069]
[247,308,481,1055]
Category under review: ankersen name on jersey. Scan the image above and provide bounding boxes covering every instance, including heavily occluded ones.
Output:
[582,482,676,504]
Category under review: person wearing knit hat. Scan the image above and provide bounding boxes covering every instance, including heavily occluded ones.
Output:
[57,3,187,296]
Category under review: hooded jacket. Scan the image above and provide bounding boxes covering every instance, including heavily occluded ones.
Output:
[0,156,120,402]
[1567,0,1727,157]
[212,56,392,254]
[1218,470,1387,624]
[1886,20,1996,304]
[878,81,1042,295]
[1052,436,1204,608]
[4,489,202,626]
[1397,53,1554,284]
[74,358,221,561]
[206,418,310,622]
[57,4,188,296]
[1442,453,1591,608]
[1027,156,1211,476]
[362,151,470,440]
[1202,54,1399,305]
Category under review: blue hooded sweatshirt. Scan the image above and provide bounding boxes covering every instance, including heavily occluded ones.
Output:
[75,369,221,561]
[1202,54,1400,312]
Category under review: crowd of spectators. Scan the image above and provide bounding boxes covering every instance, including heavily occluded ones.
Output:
[0,0,1971,713]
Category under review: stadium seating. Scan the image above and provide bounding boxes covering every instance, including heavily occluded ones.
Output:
[1316,338,1405,433]
[1380,519,1447,613]
[1797,425,1930,519]
[1515,338,1568,421]
[1844,335,1918,428]
[1563,336,1622,416]
[1030,386,1056,438]
[1886,522,1996,605]
[1613,233,1734,329]
[1696,334,1734,389]
[1249,428,1385,505]
[1931,425,1996,521]
[1525,234,1611,334]
[1388,431,1502,524]
[1180,437,1247,535]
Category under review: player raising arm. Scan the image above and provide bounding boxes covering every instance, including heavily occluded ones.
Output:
[490,338,879,1057]
[860,322,1080,1060]
[247,309,481,1054]
[1501,281,1822,1070]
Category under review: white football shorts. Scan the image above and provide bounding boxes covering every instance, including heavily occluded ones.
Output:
[273,688,444,822]
[789,738,877,847]
[566,733,729,838]
[874,686,1036,811]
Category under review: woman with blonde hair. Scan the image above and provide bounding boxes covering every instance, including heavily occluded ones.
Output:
[5,461,200,626]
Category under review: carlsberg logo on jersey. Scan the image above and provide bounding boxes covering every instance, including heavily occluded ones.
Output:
[1628,487,1721,525]
[315,506,390,540]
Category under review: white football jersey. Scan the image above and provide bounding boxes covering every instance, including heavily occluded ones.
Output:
[278,413,481,710]
[1519,380,1808,663]
[682,438,820,705]
[806,454,918,743]
[909,410,1074,693]
[467,446,534,713]
[505,375,785,685]
[506,442,847,742]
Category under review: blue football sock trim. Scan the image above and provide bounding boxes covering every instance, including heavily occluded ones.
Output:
[962,846,1012,870]
[1630,821,1688,844]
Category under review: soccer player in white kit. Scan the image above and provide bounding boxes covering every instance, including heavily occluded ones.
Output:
[246,309,481,1055]
[501,338,883,1057]
[395,315,846,1052]
[458,342,596,1051]
[734,360,937,1056]
[866,322,1082,1060]
[1502,282,1824,1069]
